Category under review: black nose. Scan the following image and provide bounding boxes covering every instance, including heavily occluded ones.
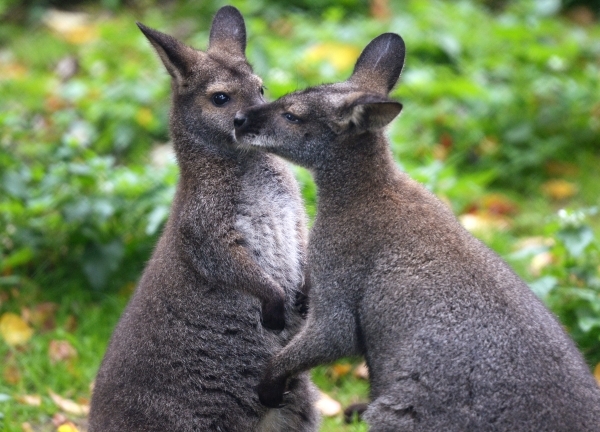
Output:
[234,114,246,128]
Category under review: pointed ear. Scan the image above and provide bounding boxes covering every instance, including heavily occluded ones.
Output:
[348,33,405,94]
[334,93,402,134]
[208,6,246,57]
[137,22,200,84]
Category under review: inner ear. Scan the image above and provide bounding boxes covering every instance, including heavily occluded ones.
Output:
[137,22,200,85]
[337,93,403,133]
[208,6,247,57]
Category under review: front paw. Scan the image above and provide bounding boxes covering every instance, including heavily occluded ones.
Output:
[261,295,285,331]
[257,374,287,408]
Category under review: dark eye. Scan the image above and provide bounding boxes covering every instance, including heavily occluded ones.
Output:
[212,93,230,106]
[260,86,265,96]
[283,112,301,123]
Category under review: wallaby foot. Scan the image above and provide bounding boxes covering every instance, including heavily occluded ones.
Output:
[257,371,288,408]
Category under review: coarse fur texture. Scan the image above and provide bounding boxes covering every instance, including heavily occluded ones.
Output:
[88,7,319,431]
[234,33,600,431]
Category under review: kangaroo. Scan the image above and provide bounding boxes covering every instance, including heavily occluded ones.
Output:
[234,33,600,431]
[88,7,319,431]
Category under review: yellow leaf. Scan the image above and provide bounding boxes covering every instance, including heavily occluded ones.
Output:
[541,179,577,201]
[304,43,361,72]
[57,422,79,432]
[135,108,154,128]
[594,363,600,386]
[49,391,89,416]
[0,312,34,346]
[330,363,352,379]
[0,62,28,81]
[315,391,342,417]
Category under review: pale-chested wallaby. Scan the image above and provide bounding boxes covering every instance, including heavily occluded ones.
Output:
[234,33,600,431]
[88,7,319,431]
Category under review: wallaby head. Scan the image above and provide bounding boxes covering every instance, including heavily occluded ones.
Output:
[234,33,405,168]
[138,6,264,157]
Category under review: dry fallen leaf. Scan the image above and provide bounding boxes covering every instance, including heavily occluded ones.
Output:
[330,363,353,380]
[315,391,342,417]
[49,391,90,416]
[529,252,554,277]
[52,413,69,427]
[481,194,518,216]
[22,302,58,331]
[353,362,369,380]
[594,363,600,386]
[16,394,42,407]
[21,422,34,432]
[42,9,97,44]
[49,340,78,364]
[459,212,512,234]
[4,364,20,384]
[0,312,34,346]
[370,0,391,20]
[541,179,578,201]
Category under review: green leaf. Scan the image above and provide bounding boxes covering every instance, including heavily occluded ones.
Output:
[528,276,557,299]
[557,225,595,258]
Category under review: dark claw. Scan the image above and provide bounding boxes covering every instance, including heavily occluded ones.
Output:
[257,374,287,408]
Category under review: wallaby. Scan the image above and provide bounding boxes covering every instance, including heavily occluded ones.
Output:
[234,33,600,431]
[88,7,319,431]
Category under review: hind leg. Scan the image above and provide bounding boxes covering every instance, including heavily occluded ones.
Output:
[257,372,320,432]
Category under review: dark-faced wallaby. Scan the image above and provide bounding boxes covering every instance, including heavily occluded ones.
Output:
[88,7,319,431]
[234,33,600,431]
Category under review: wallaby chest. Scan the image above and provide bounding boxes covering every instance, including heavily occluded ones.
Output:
[235,154,304,292]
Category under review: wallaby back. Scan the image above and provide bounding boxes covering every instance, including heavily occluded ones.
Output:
[234,33,600,431]
[89,7,319,431]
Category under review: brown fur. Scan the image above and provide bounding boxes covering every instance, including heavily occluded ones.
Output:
[89,7,319,431]
[235,33,600,431]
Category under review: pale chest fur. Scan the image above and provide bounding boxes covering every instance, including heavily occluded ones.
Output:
[235,156,305,293]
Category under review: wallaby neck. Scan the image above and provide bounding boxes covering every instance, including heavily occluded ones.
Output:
[173,131,259,179]
[313,132,397,203]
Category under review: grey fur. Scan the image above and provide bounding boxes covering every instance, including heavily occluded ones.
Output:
[88,7,319,431]
[235,33,600,431]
